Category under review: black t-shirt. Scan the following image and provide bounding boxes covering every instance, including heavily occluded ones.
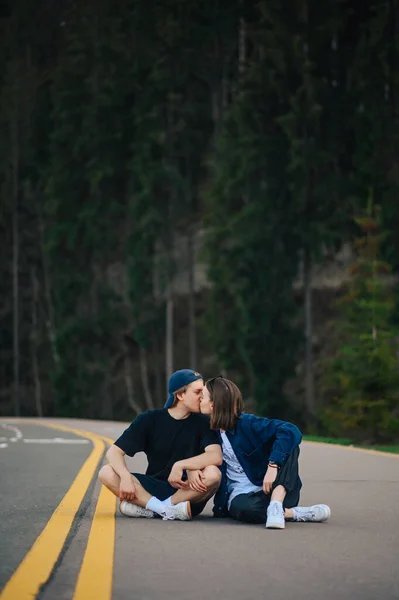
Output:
[114,409,220,481]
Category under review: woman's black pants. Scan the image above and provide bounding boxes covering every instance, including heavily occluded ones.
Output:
[228,447,301,524]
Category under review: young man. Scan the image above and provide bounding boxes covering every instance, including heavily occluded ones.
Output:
[200,376,331,529]
[99,369,222,520]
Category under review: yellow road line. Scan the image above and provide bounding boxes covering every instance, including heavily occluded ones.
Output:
[0,423,105,600]
[42,423,117,600]
[19,420,117,600]
[30,421,118,600]
[73,485,116,600]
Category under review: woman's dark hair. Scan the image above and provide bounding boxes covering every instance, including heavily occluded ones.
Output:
[205,376,243,431]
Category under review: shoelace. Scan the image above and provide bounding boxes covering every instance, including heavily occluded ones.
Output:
[162,513,176,521]
[136,506,151,516]
[269,503,283,518]
[162,506,176,521]
[295,509,314,522]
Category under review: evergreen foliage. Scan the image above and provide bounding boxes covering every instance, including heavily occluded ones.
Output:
[322,204,399,443]
[0,0,398,441]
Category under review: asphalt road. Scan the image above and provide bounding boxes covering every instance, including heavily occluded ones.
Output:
[0,418,398,600]
[0,422,92,592]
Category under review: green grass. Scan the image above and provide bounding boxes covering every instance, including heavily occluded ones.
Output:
[303,435,399,454]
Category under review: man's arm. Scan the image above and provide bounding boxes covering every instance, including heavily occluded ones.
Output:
[106,412,150,500]
[177,444,223,470]
[105,445,137,501]
[106,444,131,479]
[168,445,222,489]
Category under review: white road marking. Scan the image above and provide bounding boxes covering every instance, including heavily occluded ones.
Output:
[1,423,23,441]
[23,438,89,444]
[0,424,90,447]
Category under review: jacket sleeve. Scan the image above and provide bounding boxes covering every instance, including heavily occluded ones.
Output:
[249,415,302,466]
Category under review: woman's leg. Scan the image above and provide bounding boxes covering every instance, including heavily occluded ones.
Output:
[266,448,301,528]
[273,450,330,523]
[229,492,266,524]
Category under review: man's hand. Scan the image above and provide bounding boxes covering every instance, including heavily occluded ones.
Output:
[168,463,189,490]
[263,466,278,495]
[119,474,137,502]
[187,470,207,493]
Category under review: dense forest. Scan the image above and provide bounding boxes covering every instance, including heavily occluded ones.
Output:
[1,0,398,443]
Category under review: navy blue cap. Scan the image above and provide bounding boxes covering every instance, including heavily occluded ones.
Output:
[164,369,203,408]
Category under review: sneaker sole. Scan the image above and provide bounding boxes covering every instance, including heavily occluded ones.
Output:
[119,502,154,518]
[266,521,285,529]
[319,505,331,522]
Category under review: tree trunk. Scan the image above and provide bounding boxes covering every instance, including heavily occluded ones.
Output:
[165,95,175,384]
[304,249,316,422]
[154,335,164,406]
[187,229,197,369]
[101,375,113,421]
[139,346,155,410]
[30,267,43,417]
[124,357,142,415]
[11,105,20,417]
[39,212,60,369]
[211,89,220,129]
[165,291,174,384]
[238,17,246,79]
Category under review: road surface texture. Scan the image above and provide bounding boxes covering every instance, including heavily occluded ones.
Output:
[0,418,398,600]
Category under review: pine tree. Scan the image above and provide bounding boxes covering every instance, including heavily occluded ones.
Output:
[204,12,302,416]
[44,0,136,416]
[322,203,399,443]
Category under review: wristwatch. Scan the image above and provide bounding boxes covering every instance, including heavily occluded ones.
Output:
[268,461,280,469]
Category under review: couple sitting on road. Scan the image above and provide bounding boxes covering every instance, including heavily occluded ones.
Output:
[99,369,331,529]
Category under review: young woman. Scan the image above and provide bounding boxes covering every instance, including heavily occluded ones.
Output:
[199,376,331,529]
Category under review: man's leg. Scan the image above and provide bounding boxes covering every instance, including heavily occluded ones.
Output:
[99,465,161,518]
[99,464,220,520]
[99,465,152,506]
[159,466,221,520]
[99,465,189,519]
[168,466,221,505]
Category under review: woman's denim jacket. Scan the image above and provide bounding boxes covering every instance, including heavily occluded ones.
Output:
[213,413,302,517]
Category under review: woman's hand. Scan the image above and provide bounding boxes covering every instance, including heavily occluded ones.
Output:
[263,466,278,494]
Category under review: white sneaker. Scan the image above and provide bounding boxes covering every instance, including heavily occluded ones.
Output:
[292,504,331,522]
[119,501,154,518]
[162,501,192,521]
[266,501,285,529]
